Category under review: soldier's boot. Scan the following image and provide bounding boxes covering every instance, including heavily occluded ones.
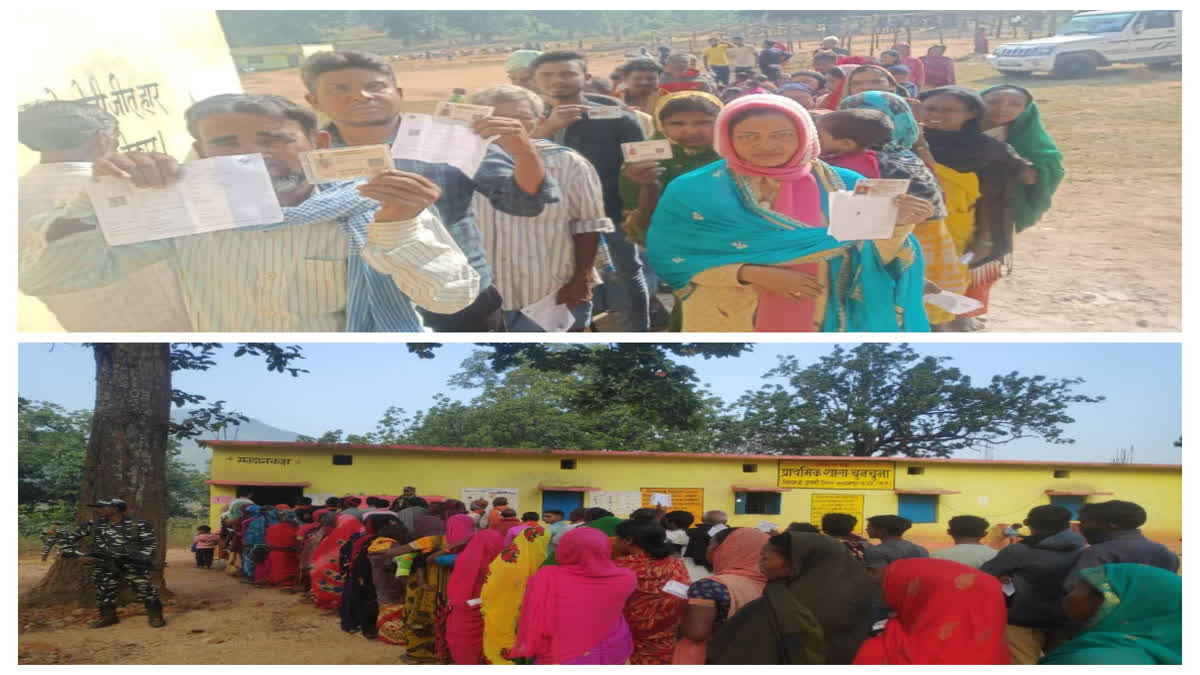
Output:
[89,605,119,628]
[145,599,166,628]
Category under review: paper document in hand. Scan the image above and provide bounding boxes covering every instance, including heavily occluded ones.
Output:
[1001,580,1016,597]
[519,292,576,332]
[391,113,497,178]
[827,191,898,242]
[650,492,673,507]
[621,139,672,163]
[587,106,625,119]
[755,522,779,532]
[854,178,910,198]
[87,153,283,246]
[300,145,392,184]
[662,580,690,599]
[924,290,984,316]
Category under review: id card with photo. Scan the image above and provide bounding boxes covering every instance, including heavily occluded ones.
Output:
[853,178,911,198]
[621,139,673,163]
[433,101,494,123]
[587,106,625,120]
[300,145,393,184]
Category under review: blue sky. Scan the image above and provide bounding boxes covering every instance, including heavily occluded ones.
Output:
[17,342,1182,464]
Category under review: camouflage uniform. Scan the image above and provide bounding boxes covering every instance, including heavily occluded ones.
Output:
[59,516,160,606]
[40,527,61,559]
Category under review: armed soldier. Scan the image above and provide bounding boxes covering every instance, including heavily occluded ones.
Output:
[40,521,63,561]
[58,498,165,629]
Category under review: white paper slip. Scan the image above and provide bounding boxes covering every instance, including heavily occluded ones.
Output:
[87,153,283,246]
[924,290,984,316]
[587,106,625,119]
[650,492,673,507]
[755,522,779,533]
[434,101,494,123]
[518,292,576,332]
[391,113,497,178]
[854,178,911,198]
[871,619,889,632]
[662,580,690,599]
[300,145,392,184]
[621,139,673,163]
[827,191,898,242]
[1001,580,1016,597]
[707,524,728,537]
[467,597,483,607]
[959,252,976,265]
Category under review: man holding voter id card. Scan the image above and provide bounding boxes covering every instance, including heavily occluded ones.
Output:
[19,93,479,332]
[301,50,559,332]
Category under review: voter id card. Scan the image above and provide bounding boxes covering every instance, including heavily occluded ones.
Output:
[853,178,910,198]
[621,139,672,163]
[587,106,625,120]
[662,580,690,599]
[434,101,494,123]
[300,145,392,184]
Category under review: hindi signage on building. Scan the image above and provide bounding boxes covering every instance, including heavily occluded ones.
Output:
[640,488,705,523]
[778,461,895,490]
[809,494,866,534]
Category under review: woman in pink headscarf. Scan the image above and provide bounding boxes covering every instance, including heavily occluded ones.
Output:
[645,93,933,333]
[891,43,926,88]
[445,529,505,664]
[508,527,637,664]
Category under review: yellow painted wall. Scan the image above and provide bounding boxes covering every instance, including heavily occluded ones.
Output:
[208,445,1182,556]
[17,9,242,331]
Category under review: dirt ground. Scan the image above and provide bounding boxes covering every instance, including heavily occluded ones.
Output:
[239,37,1184,333]
[17,36,1180,332]
[17,548,407,664]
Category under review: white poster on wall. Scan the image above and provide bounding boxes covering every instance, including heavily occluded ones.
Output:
[461,487,519,512]
[589,491,642,518]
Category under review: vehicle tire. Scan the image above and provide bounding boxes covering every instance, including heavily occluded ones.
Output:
[1052,53,1098,78]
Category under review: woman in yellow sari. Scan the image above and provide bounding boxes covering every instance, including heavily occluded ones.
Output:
[481,523,551,663]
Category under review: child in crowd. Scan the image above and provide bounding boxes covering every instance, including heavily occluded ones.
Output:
[887,65,920,98]
[778,83,817,108]
[789,70,827,95]
[815,108,894,179]
[193,525,221,569]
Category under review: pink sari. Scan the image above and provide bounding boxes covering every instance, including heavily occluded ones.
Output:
[445,530,505,664]
[714,94,828,332]
[310,514,363,609]
[509,528,637,664]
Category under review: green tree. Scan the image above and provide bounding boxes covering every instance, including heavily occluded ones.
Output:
[726,344,1105,458]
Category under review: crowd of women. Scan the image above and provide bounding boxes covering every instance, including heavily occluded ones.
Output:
[603,43,1065,331]
[211,494,1179,665]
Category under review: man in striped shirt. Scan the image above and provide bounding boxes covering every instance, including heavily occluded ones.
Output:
[19,93,478,332]
[302,50,558,332]
[468,85,614,331]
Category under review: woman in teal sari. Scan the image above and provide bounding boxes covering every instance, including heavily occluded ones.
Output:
[644,94,932,332]
[980,85,1065,231]
[1040,563,1181,665]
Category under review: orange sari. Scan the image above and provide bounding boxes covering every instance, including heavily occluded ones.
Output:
[614,554,690,664]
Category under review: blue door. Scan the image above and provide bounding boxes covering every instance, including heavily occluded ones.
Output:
[1050,495,1085,520]
[542,491,583,516]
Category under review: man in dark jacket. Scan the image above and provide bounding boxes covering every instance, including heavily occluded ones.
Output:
[981,505,1085,664]
[1065,500,1180,586]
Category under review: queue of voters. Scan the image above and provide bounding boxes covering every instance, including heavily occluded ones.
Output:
[111,492,1178,665]
[17,38,1065,333]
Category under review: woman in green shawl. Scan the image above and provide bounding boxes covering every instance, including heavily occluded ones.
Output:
[542,512,622,566]
[1040,563,1181,665]
[980,85,1065,231]
[706,532,835,664]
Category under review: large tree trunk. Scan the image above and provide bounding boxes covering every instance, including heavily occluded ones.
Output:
[25,344,172,608]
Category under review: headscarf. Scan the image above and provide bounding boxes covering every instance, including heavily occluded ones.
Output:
[445,513,477,552]
[980,84,1065,230]
[509,528,637,664]
[1040,564,1181,665]
[227,498,254,519]
[482,525,551,664]
[839,91,947,220]
[714,94,824,228]
[652,89,724,137]
[819,65,858,110]
[918,86,1015,173]
[412,513,446,539]
[298,508,330,540]
[447,529,505,606]
[504,49,541,71]
[584,516,622,537]
[776,533,878,664]
[844,64,906,99]
[309,514,365,610]
[708,527,769,606]
[853,558,1009,665]
[779,83,816,97]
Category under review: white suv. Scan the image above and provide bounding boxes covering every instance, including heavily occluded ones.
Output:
[987,10,1181,78]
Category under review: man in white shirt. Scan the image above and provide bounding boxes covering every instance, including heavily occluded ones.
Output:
[725,37,759,77]
[468,85,613,331]
[17,100,191,331]
[931,515,999,569]
[20,93,478,332]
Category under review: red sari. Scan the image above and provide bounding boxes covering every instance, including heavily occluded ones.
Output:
[265,520,300,586]
[445,529,505,664]
[853,558,1009,665]
[310,514,363,610]
[614,553,690,664]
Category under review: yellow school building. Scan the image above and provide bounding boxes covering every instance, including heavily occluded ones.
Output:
[230,43,334,72]
[204,441,1182,553]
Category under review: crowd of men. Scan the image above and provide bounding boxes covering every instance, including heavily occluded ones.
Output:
[39,491,1180,665]
[20,34,962,333]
